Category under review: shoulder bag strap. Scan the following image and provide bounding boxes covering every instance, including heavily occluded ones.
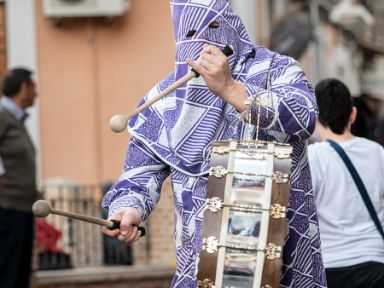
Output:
[327,139,384,240]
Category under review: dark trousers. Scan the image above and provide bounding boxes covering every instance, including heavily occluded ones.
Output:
[0,207,34,288]
[326,261,384,288]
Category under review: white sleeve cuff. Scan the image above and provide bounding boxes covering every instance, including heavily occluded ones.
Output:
[0,157,5,176]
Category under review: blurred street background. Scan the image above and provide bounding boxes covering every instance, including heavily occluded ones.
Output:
[0,0,383,287]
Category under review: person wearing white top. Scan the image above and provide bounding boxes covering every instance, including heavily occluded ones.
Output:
[308,78,384,288]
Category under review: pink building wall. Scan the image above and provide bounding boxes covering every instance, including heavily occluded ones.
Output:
[36,0,175,184]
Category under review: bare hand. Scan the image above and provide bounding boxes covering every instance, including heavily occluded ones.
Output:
[102,207,142,245]
[186,45,247,112]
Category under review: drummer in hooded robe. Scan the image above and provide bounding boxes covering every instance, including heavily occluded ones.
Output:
[102,0,327,287]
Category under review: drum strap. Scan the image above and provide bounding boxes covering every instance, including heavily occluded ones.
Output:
[327,139,384,241]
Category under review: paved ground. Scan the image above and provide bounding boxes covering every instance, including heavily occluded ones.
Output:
[33,264,175,288]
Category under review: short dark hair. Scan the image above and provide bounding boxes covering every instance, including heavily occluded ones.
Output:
[315,78,353,135]
[2,67,33,97]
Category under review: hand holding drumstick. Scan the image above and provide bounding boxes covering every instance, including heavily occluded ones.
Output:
[32,200,145,240]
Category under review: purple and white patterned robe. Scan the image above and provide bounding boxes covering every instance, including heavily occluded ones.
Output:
[102,0,327,287]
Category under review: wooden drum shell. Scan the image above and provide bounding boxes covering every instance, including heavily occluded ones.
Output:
[198,140,292,288]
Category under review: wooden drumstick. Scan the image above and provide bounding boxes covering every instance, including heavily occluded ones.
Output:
[109,72,196,133]
[32,200,145,236]
[109,45,234,133]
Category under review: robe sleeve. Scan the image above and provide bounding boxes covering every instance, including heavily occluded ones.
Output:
[101,137,170,221]
[244,54,318,143]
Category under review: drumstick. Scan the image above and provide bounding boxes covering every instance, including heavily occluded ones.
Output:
[109,45,234,133]
[32,200,145,237]
[109,72,196,133]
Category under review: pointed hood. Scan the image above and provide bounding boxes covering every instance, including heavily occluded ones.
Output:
[171,0,254,85]
[129,0,256,175]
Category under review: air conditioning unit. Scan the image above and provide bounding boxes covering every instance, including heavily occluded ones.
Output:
[42,0,130,18]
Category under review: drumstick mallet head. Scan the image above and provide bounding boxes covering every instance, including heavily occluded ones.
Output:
[109,45,234,133]
[32,200,145,236]
[109,114,129,133]
[32,200,51,217]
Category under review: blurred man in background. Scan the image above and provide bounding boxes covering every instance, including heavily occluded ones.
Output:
[0,68,38,288]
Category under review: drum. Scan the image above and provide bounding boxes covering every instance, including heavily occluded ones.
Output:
[198,140,292,288]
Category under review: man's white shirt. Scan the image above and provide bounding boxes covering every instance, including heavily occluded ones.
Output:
[308,137,384,268]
